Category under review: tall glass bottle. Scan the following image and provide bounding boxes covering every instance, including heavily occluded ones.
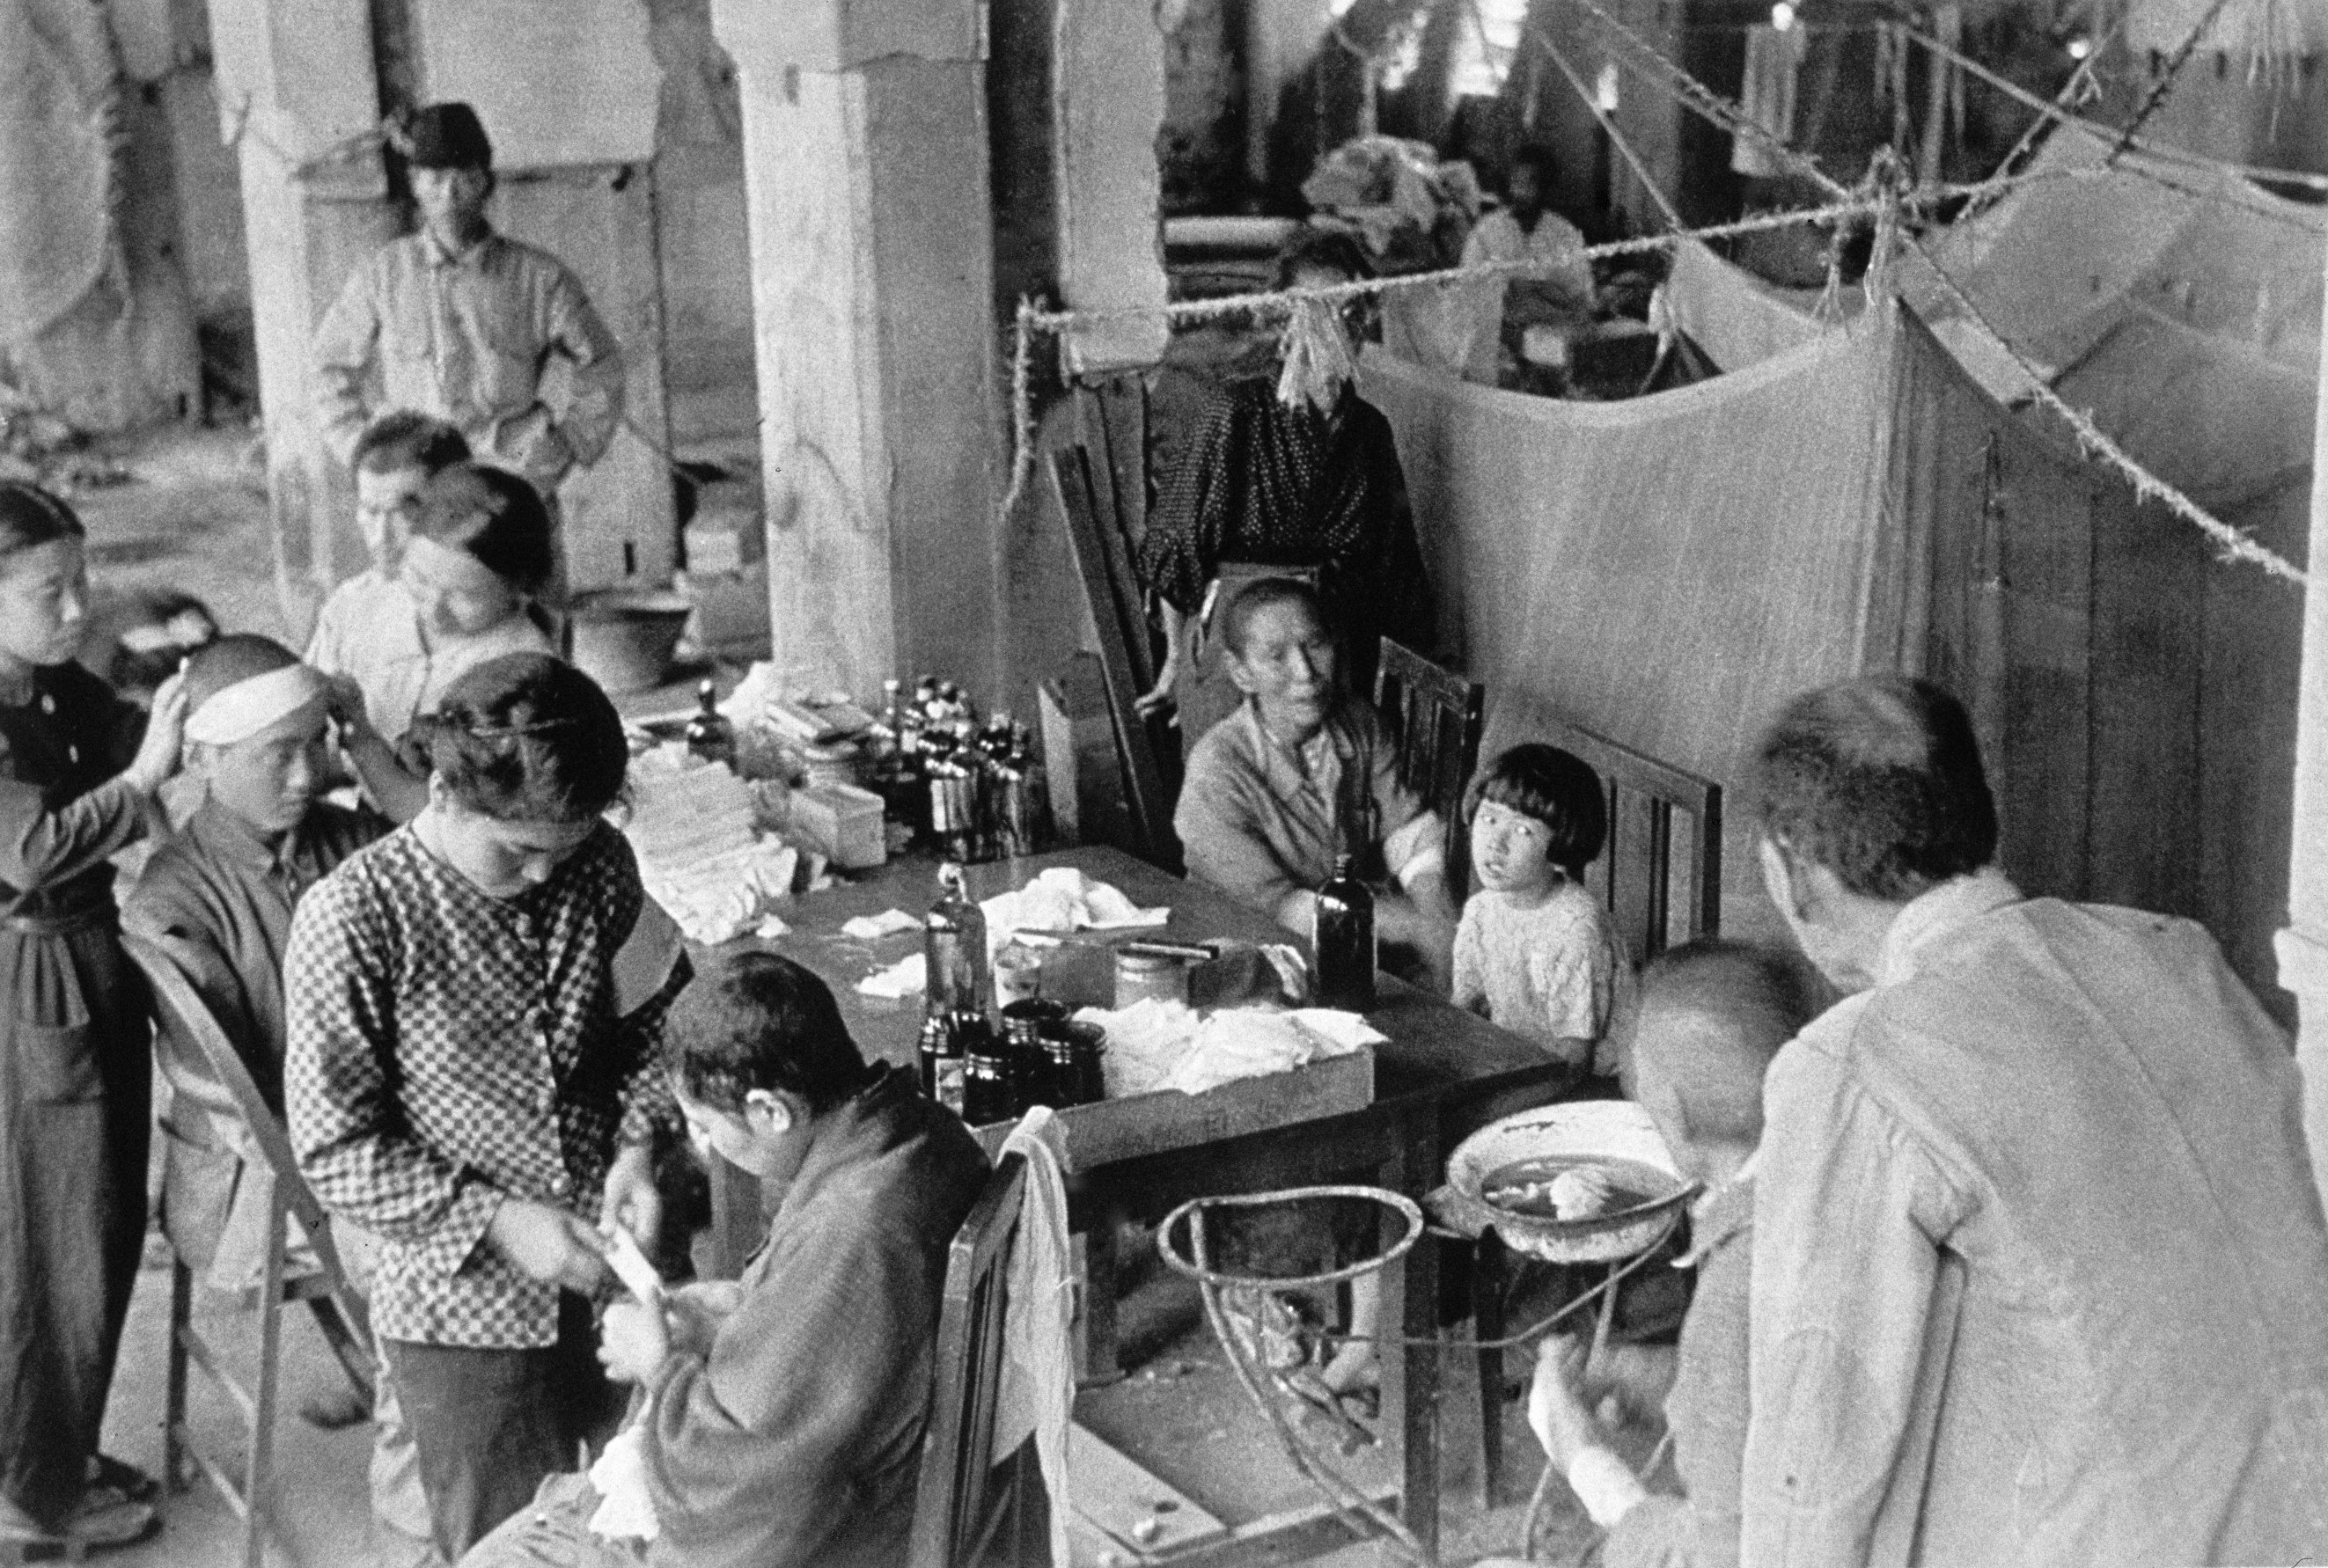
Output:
[924,861,991,1021]
[1313,854,1377,1011]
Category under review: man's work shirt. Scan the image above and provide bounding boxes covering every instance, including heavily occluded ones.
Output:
[313,227,624,497]
[305,572,554,743]
[1744,869,2328,1567]
[1175,696,1443,933]
[126,795,384,1285]
[1458,207,1595,381]
[641,1065,989,1568]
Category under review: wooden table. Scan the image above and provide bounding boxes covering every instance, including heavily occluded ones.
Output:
[708,845,1570,1558]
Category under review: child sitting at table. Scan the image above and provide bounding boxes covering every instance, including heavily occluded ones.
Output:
[286,652,687,1563]
[1453,744,1634,1076]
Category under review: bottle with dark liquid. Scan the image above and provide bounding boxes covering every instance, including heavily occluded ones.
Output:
[683,678,735,768]
[1313,853,1377,1011]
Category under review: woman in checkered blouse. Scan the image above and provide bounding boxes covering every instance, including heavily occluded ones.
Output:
[285,653,688,1562]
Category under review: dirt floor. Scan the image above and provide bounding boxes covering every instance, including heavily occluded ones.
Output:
[64,421,1643,1566]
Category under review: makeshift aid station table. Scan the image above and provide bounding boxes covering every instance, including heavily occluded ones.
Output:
[703,846,1570,1558]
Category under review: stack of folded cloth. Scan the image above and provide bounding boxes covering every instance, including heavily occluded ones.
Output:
[1079,999,1386,1098]
[623,744,799,943]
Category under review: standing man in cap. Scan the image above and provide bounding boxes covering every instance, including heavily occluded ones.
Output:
[314,102,625,553]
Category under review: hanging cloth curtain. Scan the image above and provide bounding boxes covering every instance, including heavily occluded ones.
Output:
[1732,24,1810,177]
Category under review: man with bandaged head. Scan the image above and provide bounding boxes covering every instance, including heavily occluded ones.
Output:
[129,635,392,1284]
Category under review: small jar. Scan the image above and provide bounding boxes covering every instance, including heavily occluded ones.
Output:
[1044,1020,1108,1107]
[994,940,1044,1011]
[1000,999,1069,1108]
[961,1021,1017,1127]
[1113,948,1191,1009]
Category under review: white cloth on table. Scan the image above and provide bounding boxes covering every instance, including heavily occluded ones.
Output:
[981,867,1168,956]
[993,1108,1075,1568]
[1078,1000,1384,1098]
[841,908,921,941]
[857,953,927,999]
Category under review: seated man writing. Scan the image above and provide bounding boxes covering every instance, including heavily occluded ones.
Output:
[1511,940,1816,1568]
[461,950,991,1568]
[1173,576,1457,983]
[124,638,388,1403]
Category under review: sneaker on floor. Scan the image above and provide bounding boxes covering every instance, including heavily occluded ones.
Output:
[0,1491,159,1557]
[86,1454,160,1505]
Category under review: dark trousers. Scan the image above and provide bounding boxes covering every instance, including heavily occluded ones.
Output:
[0,920,151,1528]
[385,1293,625,1563]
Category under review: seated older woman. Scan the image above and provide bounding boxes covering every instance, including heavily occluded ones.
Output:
[1173,576,1458,985]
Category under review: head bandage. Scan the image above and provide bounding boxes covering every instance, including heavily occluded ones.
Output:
[183,663,331,748]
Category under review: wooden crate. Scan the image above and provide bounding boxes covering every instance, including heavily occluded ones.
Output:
[972,1046,1375,1170]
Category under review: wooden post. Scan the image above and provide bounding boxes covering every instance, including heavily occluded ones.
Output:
[1054,0,1170,374]
[711,0,1002,706]
[207,0,397,641]
[2279,226,2328,1204]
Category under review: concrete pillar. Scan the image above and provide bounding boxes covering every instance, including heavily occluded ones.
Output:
[2280,226,2328,1205]
[1054,0,1169,374]
[711,0,1003,705]
[207,0,397,640]
[410,0,677,594]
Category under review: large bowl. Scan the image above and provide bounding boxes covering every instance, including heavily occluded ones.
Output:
[1445,1102,1693,1264]
[568,590,694,693]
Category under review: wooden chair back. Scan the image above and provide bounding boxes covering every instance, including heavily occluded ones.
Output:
[1518,715,1722,962]
[909,1152,1044,1568]
[1372,639,1486,897]
[124,932,368,1314]
[1052,445,1178,871]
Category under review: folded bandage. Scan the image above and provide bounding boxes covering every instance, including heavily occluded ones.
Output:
[183,663,330,747]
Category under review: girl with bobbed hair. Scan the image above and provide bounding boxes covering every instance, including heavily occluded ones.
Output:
[0,482,188,1552]
[284,653,689,1558]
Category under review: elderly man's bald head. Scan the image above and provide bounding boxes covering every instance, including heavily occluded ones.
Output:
[1630,940,1820,1159]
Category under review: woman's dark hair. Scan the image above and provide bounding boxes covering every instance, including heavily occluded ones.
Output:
[412,463,555,598]
[406,653,628,823]
[0,482,85,560]
[665,951,873,1117]
[1271,226,1377,291]
[1509,143,1560,188]
[1465,743,1608,878]
[1219,575,1333,658]
[353,411,470,478]
[1750,675,1997,902]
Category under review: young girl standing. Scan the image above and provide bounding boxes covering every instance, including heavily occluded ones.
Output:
[0,483,187,1552]
[285,652,685,1562]
[1454,744,1635,1077]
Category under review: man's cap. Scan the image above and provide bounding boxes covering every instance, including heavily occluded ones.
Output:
[405,103,492,172]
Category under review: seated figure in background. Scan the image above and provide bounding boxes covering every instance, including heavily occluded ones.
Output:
[1460,145,1597,387]
[1173,576,1458,985]
[1455,743,1636,1079]
[1516,940,1816,1568]
[460,951,990,1568]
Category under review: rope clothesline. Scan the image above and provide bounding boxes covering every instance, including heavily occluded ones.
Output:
[1903,26,2328,202]
[2108,0,2244,165]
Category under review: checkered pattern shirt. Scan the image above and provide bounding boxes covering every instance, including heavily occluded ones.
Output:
[286,823,684,1348]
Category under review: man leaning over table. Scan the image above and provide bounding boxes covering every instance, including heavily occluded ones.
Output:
[1739,673,2328,1566]
[459,950,990,1568]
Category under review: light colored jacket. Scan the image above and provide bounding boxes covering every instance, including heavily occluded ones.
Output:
[1744,869,2328,1567]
